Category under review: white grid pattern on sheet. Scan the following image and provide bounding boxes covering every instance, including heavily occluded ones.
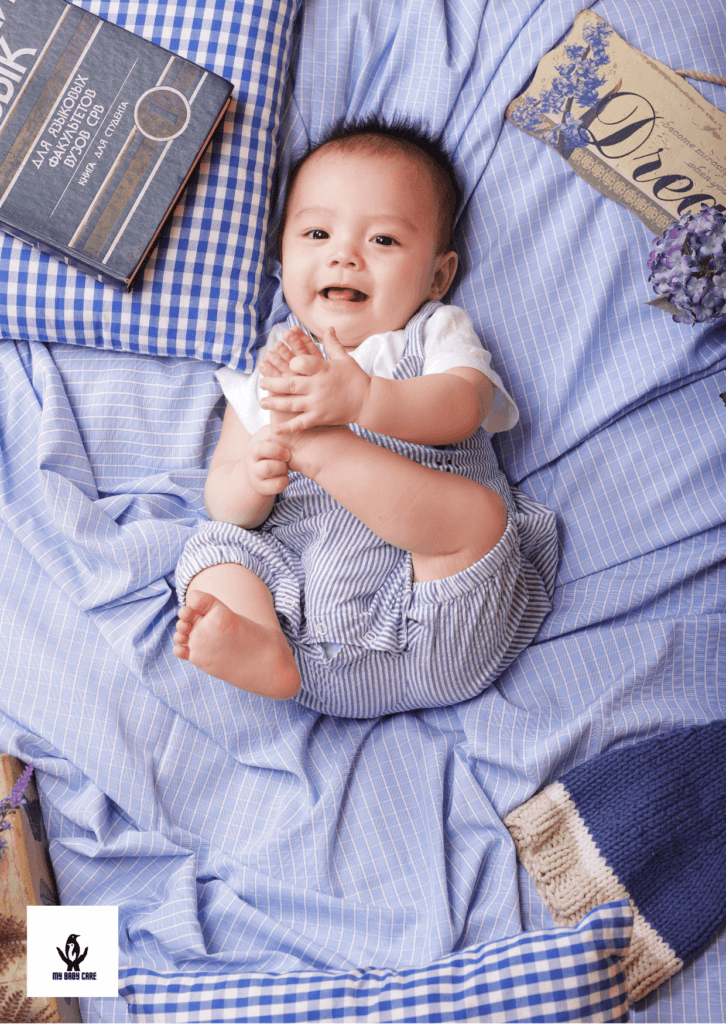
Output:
[0,1,724,1022]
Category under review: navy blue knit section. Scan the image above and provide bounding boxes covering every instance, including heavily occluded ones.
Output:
[560,719,726,967]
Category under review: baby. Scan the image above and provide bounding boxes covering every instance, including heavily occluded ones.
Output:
[172,116,557,718]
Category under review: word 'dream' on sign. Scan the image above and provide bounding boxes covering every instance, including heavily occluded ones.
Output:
[506,11,726,236]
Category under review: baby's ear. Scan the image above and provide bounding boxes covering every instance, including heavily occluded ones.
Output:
[428,250,458,300]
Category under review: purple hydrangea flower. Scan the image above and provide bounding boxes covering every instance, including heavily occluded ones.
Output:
[699,221,726,257]
[648,205,726,325]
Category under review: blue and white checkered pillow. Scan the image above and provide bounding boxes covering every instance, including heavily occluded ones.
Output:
[119,901,632,1023]
[0,0,299,372]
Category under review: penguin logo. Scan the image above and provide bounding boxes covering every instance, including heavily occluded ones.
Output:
[56,933,88,971]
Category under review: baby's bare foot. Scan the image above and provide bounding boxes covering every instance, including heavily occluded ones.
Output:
[269,388,310,460]
[282,423,350,478]
[261,327,325,438]
[173,591,300,699]
[260,327,314,435]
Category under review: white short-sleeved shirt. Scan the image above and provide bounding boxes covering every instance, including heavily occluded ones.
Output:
[216,304,519,436]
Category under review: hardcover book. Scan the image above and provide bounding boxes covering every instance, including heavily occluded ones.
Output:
[0,0,232,289]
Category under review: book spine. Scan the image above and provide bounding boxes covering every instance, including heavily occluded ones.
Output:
[0,215,128,289]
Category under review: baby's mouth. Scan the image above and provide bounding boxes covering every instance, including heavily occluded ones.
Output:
[320,287,367,302]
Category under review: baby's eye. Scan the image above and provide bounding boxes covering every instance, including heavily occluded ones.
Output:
[305,229,329,240]
[371,235,397,246]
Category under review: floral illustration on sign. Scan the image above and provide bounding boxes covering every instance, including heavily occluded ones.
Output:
[510,22,614,156]
[648,205,726,324]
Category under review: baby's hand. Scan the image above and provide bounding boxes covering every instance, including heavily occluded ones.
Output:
[245,425,292,495]
[260,326,370,432]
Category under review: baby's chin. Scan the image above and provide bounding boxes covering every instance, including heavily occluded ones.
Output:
[308,312,408,350]
[310,328,363,351]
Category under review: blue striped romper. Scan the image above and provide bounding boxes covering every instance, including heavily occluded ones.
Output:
[176,301,559,718]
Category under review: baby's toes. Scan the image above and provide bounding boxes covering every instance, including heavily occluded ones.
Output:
[174,622,191,643]
[292,335,311,356]
[185,590,218,617]
[283,328,307,354]
[270,342,291,363]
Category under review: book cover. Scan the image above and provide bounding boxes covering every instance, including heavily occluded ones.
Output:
[506,11,726,237]
[0,0,232,289]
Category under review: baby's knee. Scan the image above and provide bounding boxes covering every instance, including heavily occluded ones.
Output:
[413,483,507,581]
[450,476,508,559]
[467,482,508,554]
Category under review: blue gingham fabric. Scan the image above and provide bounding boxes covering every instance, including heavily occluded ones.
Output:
[0,0,299,370]
[118,902,632,1023]
[0,1,724,1023]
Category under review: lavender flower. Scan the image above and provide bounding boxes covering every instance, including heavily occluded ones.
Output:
[511,95,545,133]
[0,761,34,853]
[648,205,726,325]
[541,111,590,148]
[582,22,612,66]
[509,21,613,153]
[547,57,607,111]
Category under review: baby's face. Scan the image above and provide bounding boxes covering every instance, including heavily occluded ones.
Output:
[280,146,456,349]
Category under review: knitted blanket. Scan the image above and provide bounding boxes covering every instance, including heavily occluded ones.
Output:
[505,719,726,1002]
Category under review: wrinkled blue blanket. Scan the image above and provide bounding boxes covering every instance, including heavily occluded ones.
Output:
[1,0,725,1021]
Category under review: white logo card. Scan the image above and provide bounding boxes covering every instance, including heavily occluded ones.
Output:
[26,905,119,997]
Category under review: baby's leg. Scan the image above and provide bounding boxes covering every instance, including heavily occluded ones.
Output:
[286,428,508,582]
[173,563,300,699]
[262,328,506,579]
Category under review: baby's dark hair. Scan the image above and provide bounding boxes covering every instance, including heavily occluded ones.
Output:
[279,114,461,254]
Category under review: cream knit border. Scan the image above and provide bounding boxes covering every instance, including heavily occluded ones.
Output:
[504,781,682,1002]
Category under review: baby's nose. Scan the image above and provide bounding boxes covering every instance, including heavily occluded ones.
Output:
[329,243,361,267]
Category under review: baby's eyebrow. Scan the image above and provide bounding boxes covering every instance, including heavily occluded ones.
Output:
[291,206,333,218]
[290,206,419,234]
[288,203,337,220]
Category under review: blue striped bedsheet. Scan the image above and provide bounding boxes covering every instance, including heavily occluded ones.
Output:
[0,0,724,1020]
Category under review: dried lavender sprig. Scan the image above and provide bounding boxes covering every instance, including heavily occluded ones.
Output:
[0,762,34,850]
[9,761,34,808]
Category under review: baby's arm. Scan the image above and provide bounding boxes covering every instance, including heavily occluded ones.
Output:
[259,327,507,581]
[358,366,493,444]
[204,403,292,528]
[260,327,493,445]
